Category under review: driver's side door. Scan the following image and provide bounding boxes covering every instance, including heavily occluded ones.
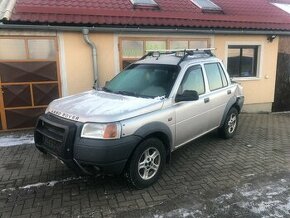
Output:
[175,65,209,147]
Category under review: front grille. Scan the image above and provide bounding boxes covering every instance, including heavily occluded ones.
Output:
[43,121,65,137]
[34,114,77,159]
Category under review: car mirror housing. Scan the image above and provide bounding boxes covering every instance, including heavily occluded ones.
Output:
[175,90,199,102]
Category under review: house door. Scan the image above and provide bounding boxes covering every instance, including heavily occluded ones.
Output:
[0,37,61,130]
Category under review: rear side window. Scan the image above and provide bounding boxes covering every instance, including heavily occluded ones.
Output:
[204,63,228,91]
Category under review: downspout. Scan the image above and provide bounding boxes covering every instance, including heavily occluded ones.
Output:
[0,0,17,20]
[82,28,99,89]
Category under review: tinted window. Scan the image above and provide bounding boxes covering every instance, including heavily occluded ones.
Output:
[179,65,205,95]
[204,63,224,91]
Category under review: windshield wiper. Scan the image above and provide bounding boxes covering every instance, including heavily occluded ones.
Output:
[114,90,137,97]
[102,87,113,93]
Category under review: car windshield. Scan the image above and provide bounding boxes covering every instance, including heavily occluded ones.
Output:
[104,64,180,98]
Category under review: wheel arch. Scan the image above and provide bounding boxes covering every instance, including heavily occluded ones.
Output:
[132,122,173,164]
[220,96,242,128]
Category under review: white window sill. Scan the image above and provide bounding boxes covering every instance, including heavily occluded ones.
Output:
[231,77,261,82]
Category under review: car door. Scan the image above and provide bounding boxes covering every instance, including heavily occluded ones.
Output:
[175,65,209,147]
[203,62,232,129]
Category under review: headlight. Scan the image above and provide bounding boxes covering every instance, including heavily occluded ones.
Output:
[81,123,121,139]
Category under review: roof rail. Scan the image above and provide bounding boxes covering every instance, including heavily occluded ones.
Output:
[139,48,216,65]
[146,48,215,53]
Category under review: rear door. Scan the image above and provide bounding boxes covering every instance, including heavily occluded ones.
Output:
[203,62,232,129]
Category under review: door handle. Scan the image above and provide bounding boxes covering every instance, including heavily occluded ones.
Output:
[227,90,232,95]
[204,98,210,103]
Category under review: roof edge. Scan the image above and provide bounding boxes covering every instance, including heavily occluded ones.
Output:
[1,23,290,35]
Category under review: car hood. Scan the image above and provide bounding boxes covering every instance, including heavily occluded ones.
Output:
[46,90,164,123]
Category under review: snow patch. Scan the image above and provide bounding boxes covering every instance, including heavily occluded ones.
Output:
[236,182,290,217]
[243,174,255,177]
[1,177,80,192]
[153,208,202,218]
[240,189,262,197]
[154,96,165,100]
[0,133,34,147]
[214,193,233,204]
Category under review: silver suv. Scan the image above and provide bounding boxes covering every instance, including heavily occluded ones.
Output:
[34,49,244,188]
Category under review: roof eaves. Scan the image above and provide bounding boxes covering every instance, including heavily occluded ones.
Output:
[2,23,290,35]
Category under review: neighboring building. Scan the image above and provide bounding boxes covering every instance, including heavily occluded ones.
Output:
[0,0,290,130]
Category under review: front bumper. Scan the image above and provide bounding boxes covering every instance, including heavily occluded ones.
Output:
[34,113,141,175]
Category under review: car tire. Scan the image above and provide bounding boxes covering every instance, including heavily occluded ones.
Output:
[125,138,166,189]
[218,107,239,139]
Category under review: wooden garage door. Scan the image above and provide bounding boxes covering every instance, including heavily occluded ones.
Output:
[0,37,61,130]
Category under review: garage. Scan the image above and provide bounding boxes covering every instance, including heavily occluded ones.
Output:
[0,37,60,130]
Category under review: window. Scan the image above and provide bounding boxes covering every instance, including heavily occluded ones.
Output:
[179,65,205,95]
[0,39,26,60]
[122,40,144,59]
[204,63,227,91]
[227,45,258,78]
[189,40,208,49]
[120,38,210,69]
[191,0,222,12]
[130,0,158,8]
[146,41,166,51]
[105,64,179,98]
[170,41,188,50]
[28,39,56,59]
[0,38,56,61]
[272,3,290,14]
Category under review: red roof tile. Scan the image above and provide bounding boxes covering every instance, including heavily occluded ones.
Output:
[8,0,290,31]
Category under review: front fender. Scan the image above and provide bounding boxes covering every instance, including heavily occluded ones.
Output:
[133,122,173,149]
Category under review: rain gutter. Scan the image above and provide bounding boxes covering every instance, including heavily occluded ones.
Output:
[82,28,99,89]
[1,23,290,35]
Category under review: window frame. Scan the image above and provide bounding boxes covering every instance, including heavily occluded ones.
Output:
[177,64,206,96]
[225,43,261,81]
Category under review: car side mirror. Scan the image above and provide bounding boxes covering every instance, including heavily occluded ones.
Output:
[175,90,199,102]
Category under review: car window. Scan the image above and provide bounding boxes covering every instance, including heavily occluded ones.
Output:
[178,65,205,95]
[218,63,228,87]
[204,63,227,91]
[105,64,180,98]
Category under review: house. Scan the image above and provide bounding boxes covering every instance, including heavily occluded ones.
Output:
[0,0,290,130]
